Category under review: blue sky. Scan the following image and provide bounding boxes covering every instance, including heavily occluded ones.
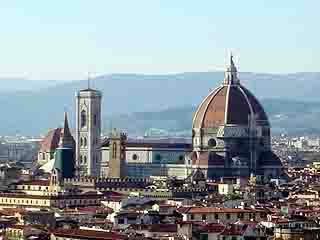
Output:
[0,1,318,80]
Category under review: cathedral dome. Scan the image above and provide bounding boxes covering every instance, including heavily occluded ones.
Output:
[192,56,269,129]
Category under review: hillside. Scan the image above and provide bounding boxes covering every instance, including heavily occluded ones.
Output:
[0,79,66,93]
[0,72,319,135]
[105,100,320,136]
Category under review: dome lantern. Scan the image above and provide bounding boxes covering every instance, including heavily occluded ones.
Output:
[224,54,239,85]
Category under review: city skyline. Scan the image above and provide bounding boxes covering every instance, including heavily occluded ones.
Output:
[0,1,318,80]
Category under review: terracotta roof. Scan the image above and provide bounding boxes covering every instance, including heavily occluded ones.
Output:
[202,223,225,233]
[0,208,28,218]
[192,85,269,129]
[187,207,265,214]
[39,128,62,152]
[149,224,177,233]
[191,151,225,167]
[75,207,112,214]
[52,228,127,240]
[202,86,228,128]
[220,224,247,236]
[193,86,225,129]
[177,207,191,214]
[235,220,259,226]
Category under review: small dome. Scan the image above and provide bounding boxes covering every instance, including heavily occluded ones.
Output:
[39,128,62,152]
[39,113,75,152]
[193,56,268,129]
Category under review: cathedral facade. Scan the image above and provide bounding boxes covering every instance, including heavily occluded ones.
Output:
[100,132,192,179]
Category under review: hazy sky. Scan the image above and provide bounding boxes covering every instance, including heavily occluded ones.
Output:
[0,1,318,80]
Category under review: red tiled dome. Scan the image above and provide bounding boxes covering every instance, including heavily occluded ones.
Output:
[192,85,268,129]
[39,128,62,152]
[193,56,268,129]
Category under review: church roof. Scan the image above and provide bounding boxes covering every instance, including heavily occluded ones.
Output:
[39,128,62,152]
[191,151,225,167]
[39,113,75,153]
[192,55,269,129]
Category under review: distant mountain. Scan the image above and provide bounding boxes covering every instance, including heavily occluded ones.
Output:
[105,99,320,137]
[0,72,319,135]
[0,78,66,93]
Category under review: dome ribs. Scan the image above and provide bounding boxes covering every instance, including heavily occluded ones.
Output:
[202,87,228,128]
[226,86,251,125]
[241,87,269,124]
[192,87,223,129]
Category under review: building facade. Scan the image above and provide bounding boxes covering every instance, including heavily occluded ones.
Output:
[107,129,127,178]
[75,87,102,177]
[101,137,192,178]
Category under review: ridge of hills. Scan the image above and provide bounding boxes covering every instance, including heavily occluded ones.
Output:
[0,78,66,93]
[0,72,319,136]
[106,99,320,137]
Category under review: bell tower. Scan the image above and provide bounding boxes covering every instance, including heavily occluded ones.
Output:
[75,84,102,177]
[108,129,127,178]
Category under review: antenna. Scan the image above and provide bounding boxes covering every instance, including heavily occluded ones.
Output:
[87,72,91,89]
[229,50,233,62]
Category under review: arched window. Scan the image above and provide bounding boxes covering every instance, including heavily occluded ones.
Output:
[80,155,83,164]
[112,143,117,158]
[208,138,217,147]
[81,110,87,128]
[42,153,46,160]
[84,137,87,147]
[84,156,87,164]
[80,138,83,147]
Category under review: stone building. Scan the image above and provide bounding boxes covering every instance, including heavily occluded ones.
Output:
[1,170,103,209]
[75,86,102,177]
[190,55,282,180]
[107,129,127,178]
[182,207,268,224]
[101,137,192,178]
